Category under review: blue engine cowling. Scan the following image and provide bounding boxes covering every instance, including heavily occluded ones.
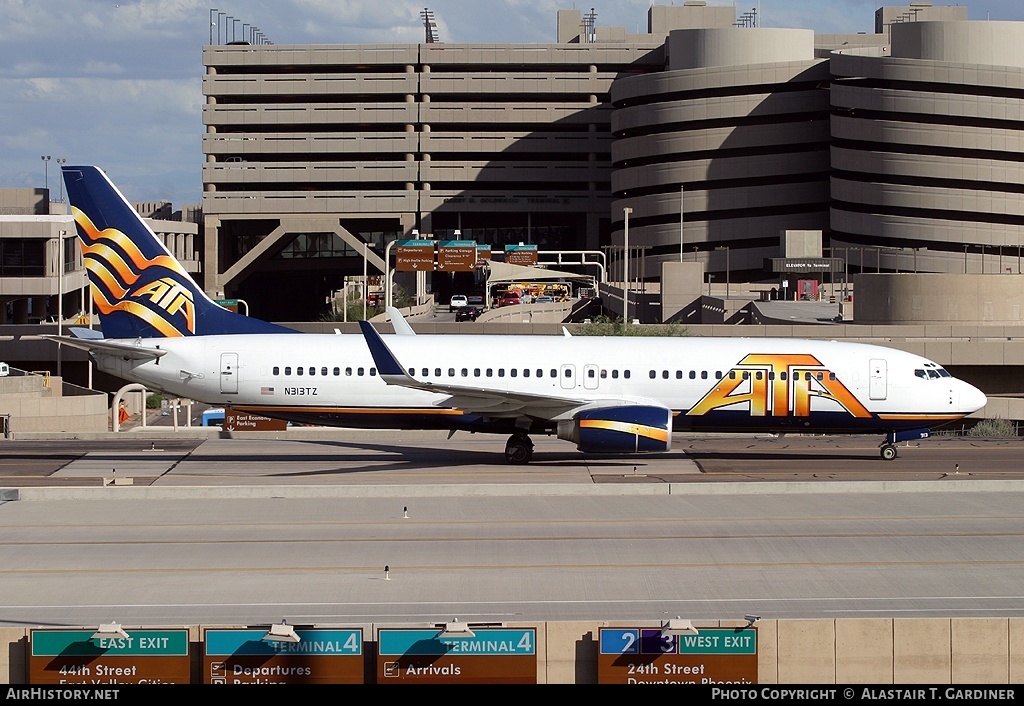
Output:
[557,405,673,454]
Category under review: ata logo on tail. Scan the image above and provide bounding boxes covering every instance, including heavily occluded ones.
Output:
[74,207,196,336]
[687,354,872,418]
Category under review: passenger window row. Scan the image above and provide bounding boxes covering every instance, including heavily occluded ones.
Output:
[268,366,639,380]
[647,370,838,381]
[273,366,377,377]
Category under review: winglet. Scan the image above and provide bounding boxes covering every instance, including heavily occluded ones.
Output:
[358,320,412,383]
[386,307,416,335]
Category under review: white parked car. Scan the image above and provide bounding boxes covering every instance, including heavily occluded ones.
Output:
[449,295,468,312]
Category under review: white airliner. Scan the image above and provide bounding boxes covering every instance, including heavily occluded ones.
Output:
[48,165,987,464]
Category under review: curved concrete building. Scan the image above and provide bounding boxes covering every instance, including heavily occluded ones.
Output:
[830,21,1024,278]
[610,28,831,282]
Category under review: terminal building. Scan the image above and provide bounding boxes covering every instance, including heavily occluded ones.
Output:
[199,1,1024,323]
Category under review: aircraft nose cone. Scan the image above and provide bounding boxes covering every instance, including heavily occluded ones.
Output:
[961,383,988,413]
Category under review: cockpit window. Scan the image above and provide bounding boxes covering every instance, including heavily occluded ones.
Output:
[927,369,940,379]
[937,368,951,377]
[915,369,927,379]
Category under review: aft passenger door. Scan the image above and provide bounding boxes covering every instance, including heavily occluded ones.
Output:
[868,358,887,400]
[220,352,238,394]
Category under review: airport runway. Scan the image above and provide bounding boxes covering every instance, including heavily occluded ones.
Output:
[1,431,1023,628]
[1,430,1020,489]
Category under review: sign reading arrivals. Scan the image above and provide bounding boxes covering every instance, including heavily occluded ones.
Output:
[396,239,436,271]
[376,627,537,684]
[29,628,191,684]
[597,627,757,685]
[202,627,364,684]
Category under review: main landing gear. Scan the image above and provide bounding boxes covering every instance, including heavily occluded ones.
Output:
[880,443,898,461]
[505,433,534,464]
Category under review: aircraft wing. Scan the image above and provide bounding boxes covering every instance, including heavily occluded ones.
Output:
[39,334,167,361]
[358,320,587,417]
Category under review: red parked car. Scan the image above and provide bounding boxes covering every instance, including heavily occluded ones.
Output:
[498,293,521,307]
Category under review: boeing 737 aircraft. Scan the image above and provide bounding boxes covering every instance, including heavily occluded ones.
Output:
[47,165,988,464]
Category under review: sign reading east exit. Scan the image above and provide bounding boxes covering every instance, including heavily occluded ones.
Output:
[203,627,364,684]
[29,628,191,684]
[597,627,758,685]
[376,628,537,684]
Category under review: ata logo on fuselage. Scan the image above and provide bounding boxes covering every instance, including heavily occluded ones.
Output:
[133,276,196,334]
[687,354,871,418]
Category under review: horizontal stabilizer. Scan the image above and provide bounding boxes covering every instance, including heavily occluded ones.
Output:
[39,334,166,361]
[68,327,104,340]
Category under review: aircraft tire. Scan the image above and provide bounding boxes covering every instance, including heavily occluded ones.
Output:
[505,435,534,464]
[880,444,898,461]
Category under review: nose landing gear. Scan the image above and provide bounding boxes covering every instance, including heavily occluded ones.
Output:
[880,427,931,460]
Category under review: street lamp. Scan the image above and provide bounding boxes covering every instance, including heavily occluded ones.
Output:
[679,185,684,263]
[41,155,51,194]
[57,230,65,378]
[56,158,66,202]
[715,246,729,299]
[623,207,632,327]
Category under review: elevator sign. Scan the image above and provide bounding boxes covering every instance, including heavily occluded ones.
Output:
[377,627,537,684]
[597,627,758,685]
[29,628,190,684]
[202,627,364,684]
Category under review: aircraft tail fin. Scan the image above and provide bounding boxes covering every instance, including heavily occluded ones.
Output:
[61,165,296,339]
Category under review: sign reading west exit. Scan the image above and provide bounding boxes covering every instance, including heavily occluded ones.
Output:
[597,627,758,685]
[377,627,537,684]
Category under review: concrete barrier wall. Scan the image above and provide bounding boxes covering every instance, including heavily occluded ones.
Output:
[4,618,1023,684]
[0,378,108,434]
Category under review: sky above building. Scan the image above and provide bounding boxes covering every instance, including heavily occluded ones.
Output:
[1,0,1020,207]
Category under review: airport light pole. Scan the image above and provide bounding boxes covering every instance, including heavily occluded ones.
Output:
[41,155,50,195]
[623,207,632,327]
[715,245,729,299]
[56,230,65,378]
[56,158,66,202]
[679,185,684,262]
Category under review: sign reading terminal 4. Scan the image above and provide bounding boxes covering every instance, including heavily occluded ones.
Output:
[203,627,364,684]
[377,627,537,684]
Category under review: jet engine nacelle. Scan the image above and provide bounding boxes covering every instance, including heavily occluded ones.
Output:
[557,405,672,454]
